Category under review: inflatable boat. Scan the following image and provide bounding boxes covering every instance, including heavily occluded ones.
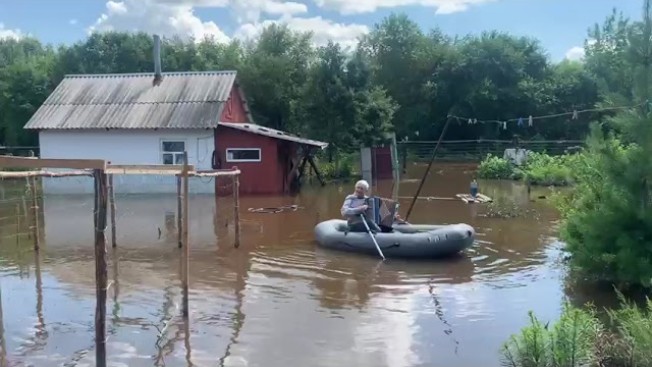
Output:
[314,219,476,259]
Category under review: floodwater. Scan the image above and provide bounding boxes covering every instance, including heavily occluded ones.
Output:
[0,162,594,367]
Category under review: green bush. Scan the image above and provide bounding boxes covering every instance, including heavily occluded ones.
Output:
[502,295,652,367]
[607,293,652,366]
[477,151,585,186]
[477,154,516,179]
[314,152,359,181]
[555,120,652,289]
[521,152,578,186]
[501,303,602,367]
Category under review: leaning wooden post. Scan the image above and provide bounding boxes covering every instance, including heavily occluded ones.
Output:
[232,167,240,248]
[181,151,190,318]
[177,174,182,248]
[108,174,117,248]
[93,168,109,367]
[30,176,40,251]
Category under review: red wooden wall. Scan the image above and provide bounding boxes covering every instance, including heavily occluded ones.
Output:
[213,83,302,195]
[219,85,249,123]
[214,126,284,195]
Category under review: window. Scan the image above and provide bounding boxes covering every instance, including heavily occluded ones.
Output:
[226,148,261,162]
[161,140,186,165]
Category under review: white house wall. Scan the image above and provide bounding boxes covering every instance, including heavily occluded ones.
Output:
[38,129,216,195]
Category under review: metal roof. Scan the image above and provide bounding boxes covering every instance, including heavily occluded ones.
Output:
[219,122,328,149]
[23,71,238,130]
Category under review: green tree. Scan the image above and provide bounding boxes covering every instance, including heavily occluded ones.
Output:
[557,0,652,288]
[239,24,314,132]
[0,37,56,146]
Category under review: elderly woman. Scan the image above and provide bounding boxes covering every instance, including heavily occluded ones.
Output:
[340,180,381,233]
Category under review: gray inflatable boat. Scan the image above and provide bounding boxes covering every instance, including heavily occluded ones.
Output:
[314,219,476,259]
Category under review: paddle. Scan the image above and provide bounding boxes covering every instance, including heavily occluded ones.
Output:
[360,213,385,261]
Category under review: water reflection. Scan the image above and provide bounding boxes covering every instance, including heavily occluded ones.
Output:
[0,286,5,367]
[0,163,576,367]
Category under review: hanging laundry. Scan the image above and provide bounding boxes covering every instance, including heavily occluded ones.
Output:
[502,121,507,130]
[468,118,473,125]
[517,117,524,127]
[528,115,533,126]
[572,110,578,120]
[473,118,478,124]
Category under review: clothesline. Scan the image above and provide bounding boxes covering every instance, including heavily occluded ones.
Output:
[446,100,648,129]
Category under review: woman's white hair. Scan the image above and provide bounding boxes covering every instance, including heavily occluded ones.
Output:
[355,180,369,191]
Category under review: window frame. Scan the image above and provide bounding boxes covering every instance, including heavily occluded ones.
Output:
[225,148,262,163]
[160,139,187,165]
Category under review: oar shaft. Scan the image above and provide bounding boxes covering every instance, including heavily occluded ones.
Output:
[361,214,385,260]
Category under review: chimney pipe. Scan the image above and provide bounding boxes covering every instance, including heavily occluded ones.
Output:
[153,34,163,86]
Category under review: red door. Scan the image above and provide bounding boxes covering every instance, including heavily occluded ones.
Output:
[372,146,393,180]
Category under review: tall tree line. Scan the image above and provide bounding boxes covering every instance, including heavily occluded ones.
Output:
[0,11,634,159]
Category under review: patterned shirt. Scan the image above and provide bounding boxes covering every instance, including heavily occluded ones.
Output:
[340,194,369,224]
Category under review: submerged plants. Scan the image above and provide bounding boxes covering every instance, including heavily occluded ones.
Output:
[477,151,585,186]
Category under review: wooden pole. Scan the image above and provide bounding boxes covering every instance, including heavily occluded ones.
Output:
[232,167,240,248]
[21,194,27,219]
[34,249,44,336]
[109,174,117,248]
[93,168,109,367]
[177,175,182,248]
[405,117,452,221]
[183,316,192,362]
[214,179,220,242]
[181,151,190,318]
[30,177,40,251]
[111,248,120,324]
[390,133,400,202]
[15,204,20,246]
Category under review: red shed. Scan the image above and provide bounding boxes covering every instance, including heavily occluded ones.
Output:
[211,73,328,195]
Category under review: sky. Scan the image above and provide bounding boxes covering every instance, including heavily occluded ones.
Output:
[0,0,644,62]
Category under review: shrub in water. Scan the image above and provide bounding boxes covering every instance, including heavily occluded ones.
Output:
[477,154,516,179]
[556,120,652,288]
[500,303,602,367]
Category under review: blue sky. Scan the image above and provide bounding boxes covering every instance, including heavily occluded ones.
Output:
[0,0,643,62]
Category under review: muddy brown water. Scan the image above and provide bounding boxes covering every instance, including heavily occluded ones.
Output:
[0,162,611,367]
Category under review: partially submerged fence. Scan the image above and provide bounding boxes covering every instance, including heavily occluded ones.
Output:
[0,153,241,367]
[398,139,585,162]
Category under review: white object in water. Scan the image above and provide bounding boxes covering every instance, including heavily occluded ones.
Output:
[503,148,530,166]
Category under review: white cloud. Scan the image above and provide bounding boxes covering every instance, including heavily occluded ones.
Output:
[88,0,231,43]
[230,0,308,23]
[106,0,128,14]
[69,19,79,26]
[88,0,367,51]
[234,16,369,50]
[312,0,496,15]
[564,46,584,62]
[88,0,317,44]
[0,23,23,40]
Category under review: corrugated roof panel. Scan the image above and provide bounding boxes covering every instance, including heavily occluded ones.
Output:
[218,122,328,149]
[26,103,223,129]
[25,71,236,129]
